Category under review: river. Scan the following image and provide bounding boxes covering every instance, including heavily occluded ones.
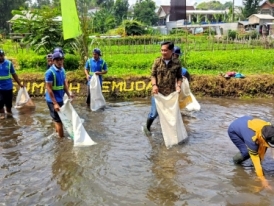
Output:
[1,97,274,205]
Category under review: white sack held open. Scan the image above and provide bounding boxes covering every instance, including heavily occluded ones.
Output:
[179,78,200,112]
[89,75,106,111]
[15,87,35,109]
[58,98,97,147]
[154,92,188,148]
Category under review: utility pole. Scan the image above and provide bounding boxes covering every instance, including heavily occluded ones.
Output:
[232,0,235,22]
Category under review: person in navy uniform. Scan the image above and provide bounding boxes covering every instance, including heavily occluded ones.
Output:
[45,52,72,137]
[173,46,190,82]
[228,115,274,189]
[0,49,23,118]
[84,48,108,106]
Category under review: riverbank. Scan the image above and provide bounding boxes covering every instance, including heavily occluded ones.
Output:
[15,73,274,99]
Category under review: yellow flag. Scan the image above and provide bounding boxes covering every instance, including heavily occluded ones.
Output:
[61,0,82,40]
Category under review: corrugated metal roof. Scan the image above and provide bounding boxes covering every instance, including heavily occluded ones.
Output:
[248,14,274,19]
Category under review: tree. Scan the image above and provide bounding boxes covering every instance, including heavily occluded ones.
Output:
[114,0,129,25]
[11,6,73,53]
[92,8,116,33]
[123,20,146,35]
[243,0,262,18]
[223,1,233,9]
[133,0,158,26]
[0,0,27,33]
[35,0,51,8]
[196,1,224,10]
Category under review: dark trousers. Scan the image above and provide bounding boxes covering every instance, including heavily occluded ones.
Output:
[228,126,250,159]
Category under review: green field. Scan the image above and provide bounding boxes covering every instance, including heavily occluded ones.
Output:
[1,38,274,78]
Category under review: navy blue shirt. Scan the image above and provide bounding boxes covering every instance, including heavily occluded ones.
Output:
[0,59,16,90]
[85,58,107,86]
[228,115,258,152]
[45,65,66,103]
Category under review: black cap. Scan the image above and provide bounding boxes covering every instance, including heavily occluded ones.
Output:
[262,125,274,147]
[0,49,4,56]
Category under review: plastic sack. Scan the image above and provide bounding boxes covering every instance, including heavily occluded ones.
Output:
[15,87,35,109]
[89,75,106,111]
[154,92,188,148]
[58,98,97,147]
[179,78,200,111]
[185,92,201,111]
[179,78,192,109]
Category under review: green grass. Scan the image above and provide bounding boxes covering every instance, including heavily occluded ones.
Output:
[2,39,274,78]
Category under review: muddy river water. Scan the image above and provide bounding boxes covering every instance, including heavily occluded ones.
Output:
[1,97,274,205]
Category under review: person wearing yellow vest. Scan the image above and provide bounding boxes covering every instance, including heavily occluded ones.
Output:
[45,52,72,138]
[0,49,23,118]
[228,115,274,189]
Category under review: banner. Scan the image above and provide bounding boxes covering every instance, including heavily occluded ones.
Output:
[60,0,82,40]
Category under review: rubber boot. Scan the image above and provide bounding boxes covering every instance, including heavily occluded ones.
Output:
[233,152,245,164]
[142,118,154,136]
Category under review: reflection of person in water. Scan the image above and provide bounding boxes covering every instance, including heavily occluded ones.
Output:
[51,143,78,192]
[228,115,274,189]
[146,137,189,205]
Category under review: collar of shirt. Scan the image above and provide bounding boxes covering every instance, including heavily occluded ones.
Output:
[51,64,63,71]
[0,59,7,66]
[92,57,101,62]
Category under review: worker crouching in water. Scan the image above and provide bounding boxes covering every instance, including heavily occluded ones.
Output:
[228,115,274,189]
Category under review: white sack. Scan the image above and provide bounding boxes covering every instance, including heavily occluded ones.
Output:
[185,92,201,112]
[58,98,97,147]
[178,78,201,112]
[15,87,35,109]
[181,78,191,97]
[154,92,188,148]
[89,75,106,111]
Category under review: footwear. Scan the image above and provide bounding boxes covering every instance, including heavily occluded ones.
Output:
[233,152,244,164]
[142,118,154,136]
[142,125,151,136]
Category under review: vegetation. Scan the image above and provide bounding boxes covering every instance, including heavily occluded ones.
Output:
[2,36,274,78]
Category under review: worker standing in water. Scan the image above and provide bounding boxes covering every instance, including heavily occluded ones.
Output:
[228,115,274,189]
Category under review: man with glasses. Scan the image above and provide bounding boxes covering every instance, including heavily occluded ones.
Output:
[45,51,72,137]
[228,115,274,189]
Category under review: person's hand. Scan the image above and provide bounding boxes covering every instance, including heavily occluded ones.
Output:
[261,179,272,190]
[259,176,272,190]
[53,103,60,112]
[152,85,158,94]
[69,94,75,101]
[19,83,24,88]
[86,75,90,81]
[176,85,181,93]
[95,71,100,75]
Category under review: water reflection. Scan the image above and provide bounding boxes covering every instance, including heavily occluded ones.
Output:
[1,98,274,205]
[146,141,189,205]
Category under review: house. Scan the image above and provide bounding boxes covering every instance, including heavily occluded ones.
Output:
[157,5,195,25]
[259,1,274,16]
[248,14,274,24]
[248,14,274,36]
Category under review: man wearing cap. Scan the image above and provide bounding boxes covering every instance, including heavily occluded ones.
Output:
[84,48,108,106]
[228,115,274,189]
[173,46,190,82]
[46,54,53,69]
[45,51,72,137]
[0,49,23,118]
